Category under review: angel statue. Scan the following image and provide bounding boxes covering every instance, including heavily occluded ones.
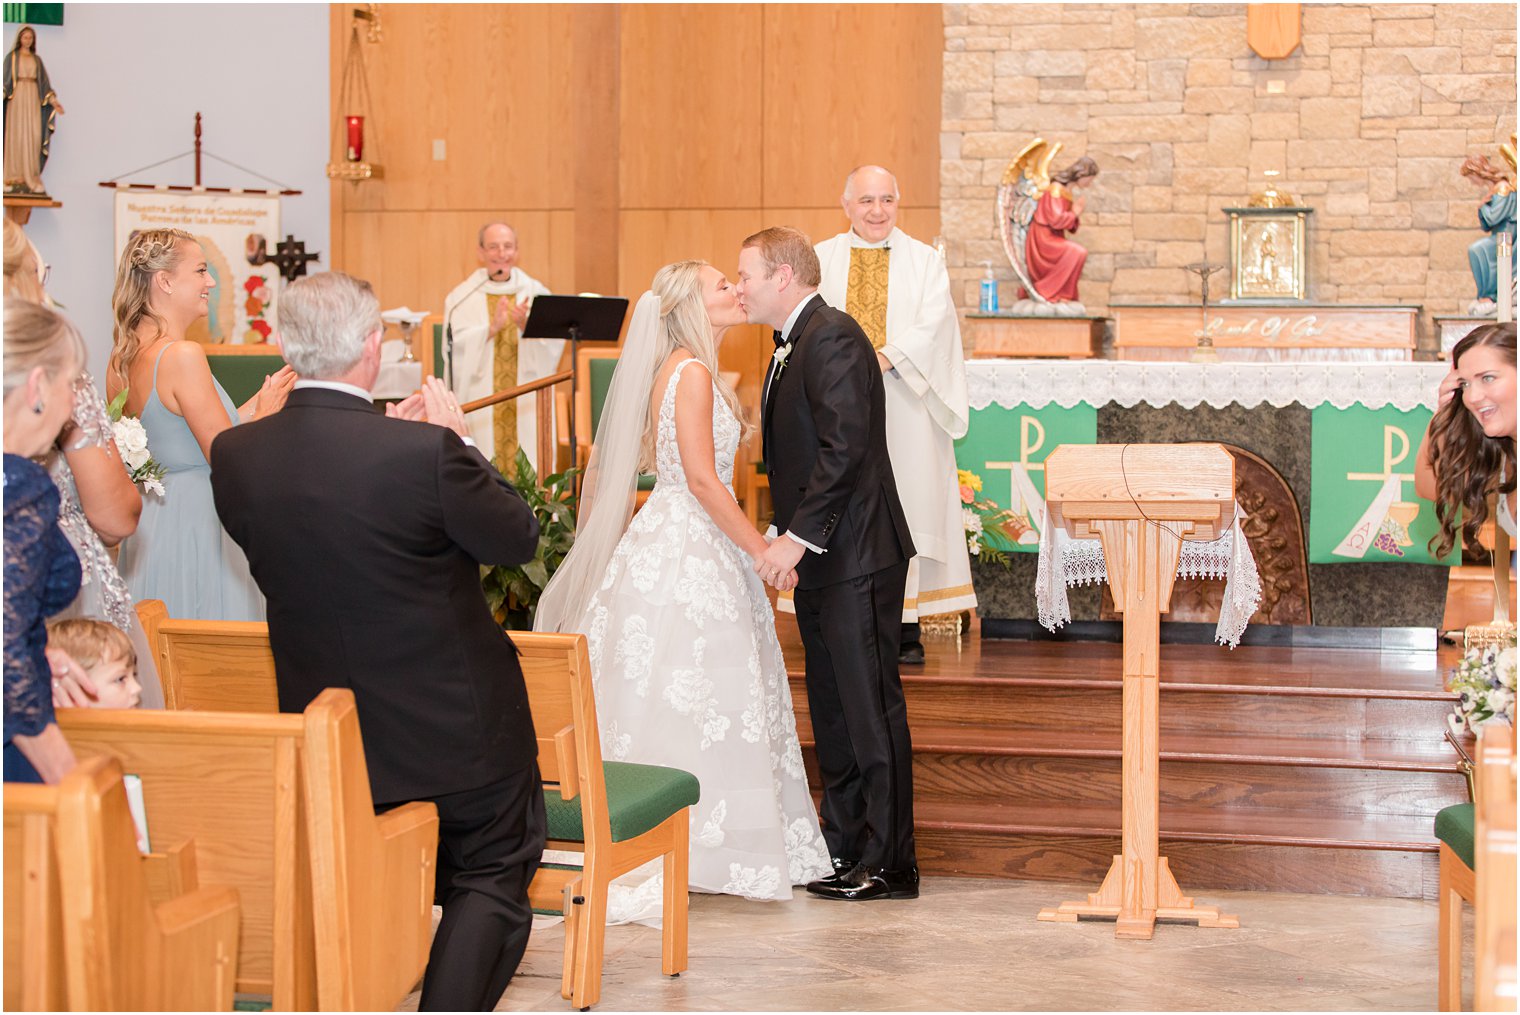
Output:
[997,138,1098,315]
[1458,136,1517,317]
[4,26,63,195]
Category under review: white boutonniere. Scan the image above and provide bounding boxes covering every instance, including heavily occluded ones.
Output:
[772,341,794,376]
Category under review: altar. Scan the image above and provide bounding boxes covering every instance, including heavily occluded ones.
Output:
[954,359,1454,635]
[1110,303,1419,362]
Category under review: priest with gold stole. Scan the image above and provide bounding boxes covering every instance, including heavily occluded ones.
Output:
[815,165,976,664]
[443,222,561,476]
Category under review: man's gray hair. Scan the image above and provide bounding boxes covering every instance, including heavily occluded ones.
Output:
[842,164,900,201]
[477,221,517,246]
[277,272,381,379]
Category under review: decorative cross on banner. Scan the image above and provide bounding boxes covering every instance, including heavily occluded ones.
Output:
[1344,424,1415,495]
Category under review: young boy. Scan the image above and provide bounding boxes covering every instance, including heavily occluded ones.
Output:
[45,618,142,709]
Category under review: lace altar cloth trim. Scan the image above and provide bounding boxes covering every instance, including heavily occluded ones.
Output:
[1035,513,1264,649]
[967,360,1449,412]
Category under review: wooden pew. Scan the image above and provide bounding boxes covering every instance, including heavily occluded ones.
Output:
[148,610,280,712]
[58,706,317,1008]
[1475,723,1517,1012]
[60,691,438,1012]
[4,756,241,1011]
[302,689,440,1011]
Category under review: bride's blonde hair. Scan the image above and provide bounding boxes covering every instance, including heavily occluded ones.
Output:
[639,260,752,470]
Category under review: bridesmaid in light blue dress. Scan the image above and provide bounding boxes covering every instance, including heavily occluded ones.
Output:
[108,229,295,621]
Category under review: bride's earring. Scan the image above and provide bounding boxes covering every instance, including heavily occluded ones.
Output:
[32,400,44,414]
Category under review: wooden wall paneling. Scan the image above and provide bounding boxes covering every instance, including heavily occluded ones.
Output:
[337,210,571,319]
[573,5,621,295]
[760,4,943,210]
[336,4,575,213]
[617,209,766,299]
[619,5,765,210]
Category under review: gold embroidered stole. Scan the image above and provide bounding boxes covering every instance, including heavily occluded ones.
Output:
[487,292,520,473]
[845,247,891,350]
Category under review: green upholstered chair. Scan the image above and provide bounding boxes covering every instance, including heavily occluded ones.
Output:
[205,350,287,407]
[512,632,697,1010]
[585,355,657,494]
[1436,801,1476,1010]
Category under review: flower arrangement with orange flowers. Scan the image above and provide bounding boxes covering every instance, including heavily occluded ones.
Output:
[957,468,1030,565]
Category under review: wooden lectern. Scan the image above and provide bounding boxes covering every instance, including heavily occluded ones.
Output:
[1036,443,1241,939]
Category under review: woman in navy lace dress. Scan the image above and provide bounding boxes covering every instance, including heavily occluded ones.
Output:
[4,301,86,783]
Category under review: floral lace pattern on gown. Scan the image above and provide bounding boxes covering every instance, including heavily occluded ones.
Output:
[574,358,830,920]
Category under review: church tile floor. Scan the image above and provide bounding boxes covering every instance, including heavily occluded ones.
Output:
[397,876,1471,1011]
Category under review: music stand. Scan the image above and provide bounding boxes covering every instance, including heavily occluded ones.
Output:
[522,295,627,475]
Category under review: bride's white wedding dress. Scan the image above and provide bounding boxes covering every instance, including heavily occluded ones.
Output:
[570,357,830,923]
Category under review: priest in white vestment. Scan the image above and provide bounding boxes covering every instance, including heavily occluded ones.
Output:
[815,165,976,663]
[442,222,562,476]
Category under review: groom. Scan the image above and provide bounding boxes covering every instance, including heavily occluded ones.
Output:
[737,226,919,902]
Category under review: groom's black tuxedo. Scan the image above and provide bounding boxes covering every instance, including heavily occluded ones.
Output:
[763,294,915,586]
[210,385,545,1010]
[761,293,918,875]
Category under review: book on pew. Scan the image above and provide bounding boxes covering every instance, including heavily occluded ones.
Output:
[123,774,150,853]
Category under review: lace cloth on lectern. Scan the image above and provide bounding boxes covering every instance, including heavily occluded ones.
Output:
[1035,508,1263,648]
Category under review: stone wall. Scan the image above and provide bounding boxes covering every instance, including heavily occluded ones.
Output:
[941,4,1516,354]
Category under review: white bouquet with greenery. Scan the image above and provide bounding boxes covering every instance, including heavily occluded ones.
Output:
[106,390,166,497]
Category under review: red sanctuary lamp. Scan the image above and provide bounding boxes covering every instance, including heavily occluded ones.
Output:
[345,116,364,162]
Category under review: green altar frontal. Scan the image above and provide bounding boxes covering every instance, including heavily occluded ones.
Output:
[956,359,1454,632]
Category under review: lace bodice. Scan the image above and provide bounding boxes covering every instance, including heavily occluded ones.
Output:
[653,359,740,489]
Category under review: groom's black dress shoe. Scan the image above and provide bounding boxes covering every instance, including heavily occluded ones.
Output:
[806,864,919,901]
[804,857,860,893]
[898,640,926,665]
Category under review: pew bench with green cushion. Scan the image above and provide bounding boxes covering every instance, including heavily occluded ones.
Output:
[587,356,657,492]
[545,762,700,844]
[1435,801,1476,1011]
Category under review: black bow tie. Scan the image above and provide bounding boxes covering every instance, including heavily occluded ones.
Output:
[773,329,785,349]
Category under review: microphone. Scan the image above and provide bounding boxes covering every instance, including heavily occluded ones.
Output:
[443,271,501,391]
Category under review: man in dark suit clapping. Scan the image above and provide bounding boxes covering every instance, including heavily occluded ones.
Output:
[737,227,919,902]
[211,271,543,1011]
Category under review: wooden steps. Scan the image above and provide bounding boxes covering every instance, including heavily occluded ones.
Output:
[778,619,1468,899]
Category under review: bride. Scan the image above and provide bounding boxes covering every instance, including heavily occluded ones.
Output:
[535,260,830,920]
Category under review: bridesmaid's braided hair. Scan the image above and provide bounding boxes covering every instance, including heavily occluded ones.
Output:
[109,228,194,387]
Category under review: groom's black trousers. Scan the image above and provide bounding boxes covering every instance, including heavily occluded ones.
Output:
[794,559,916,871]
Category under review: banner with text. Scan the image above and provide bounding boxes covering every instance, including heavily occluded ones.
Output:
[953,402,1098,553]
[114,191,280,345]
[1309,404,1457,565]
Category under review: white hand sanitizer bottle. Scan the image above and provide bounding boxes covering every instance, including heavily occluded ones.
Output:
[979,262,999,314]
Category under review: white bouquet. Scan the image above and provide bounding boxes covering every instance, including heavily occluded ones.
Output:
[106,390,166,497]
[1446,633,1517,736]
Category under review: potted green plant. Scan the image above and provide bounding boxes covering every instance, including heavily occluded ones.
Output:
[481,449,579,630]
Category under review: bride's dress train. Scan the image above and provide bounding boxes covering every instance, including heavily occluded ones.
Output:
[555,358,830,924]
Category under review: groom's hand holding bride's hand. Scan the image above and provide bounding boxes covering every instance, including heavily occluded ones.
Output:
[755,534,805,591]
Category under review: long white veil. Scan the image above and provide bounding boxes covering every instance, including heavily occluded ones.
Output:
[533,291,664,634]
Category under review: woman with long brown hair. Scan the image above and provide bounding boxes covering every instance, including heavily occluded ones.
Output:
[108,228,295,621]
[1415,322,1517,558]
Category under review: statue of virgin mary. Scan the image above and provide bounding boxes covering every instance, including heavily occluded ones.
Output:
[4,26,64,195]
